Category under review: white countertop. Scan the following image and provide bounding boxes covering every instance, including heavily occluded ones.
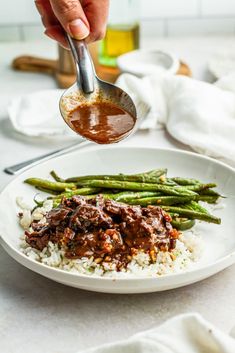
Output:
[1,36,235,353]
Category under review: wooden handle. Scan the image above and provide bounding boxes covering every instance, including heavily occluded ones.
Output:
[55,72,76,88]
[177,61,192,77]
[11,53,192,89]
[12,55,57,75]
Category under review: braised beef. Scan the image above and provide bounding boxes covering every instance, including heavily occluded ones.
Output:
[25,196,179,268]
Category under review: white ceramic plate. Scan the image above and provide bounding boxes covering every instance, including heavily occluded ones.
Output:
[0,145,235,294]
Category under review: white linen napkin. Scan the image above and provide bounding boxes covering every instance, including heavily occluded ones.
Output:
[78,313,235,353]
[7,89,76,138]
[117,73,235,167]
[7,75,235,166]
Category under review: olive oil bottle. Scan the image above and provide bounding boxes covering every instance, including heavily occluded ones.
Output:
[99,0,140,67]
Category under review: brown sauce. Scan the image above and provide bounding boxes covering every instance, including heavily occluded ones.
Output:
[67,101,136,144]
[25,196,179,270]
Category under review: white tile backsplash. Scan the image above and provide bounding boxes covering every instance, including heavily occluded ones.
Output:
[140,20,165,38]
[167,18,235,36]
[0,0,234,41]
[202,0,235,16]
[141,0,199,18]
[0,26,21,41]
[22,24,46,41]
[0,0,40,25]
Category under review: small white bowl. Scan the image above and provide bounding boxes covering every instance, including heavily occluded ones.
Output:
[117,49,180,77]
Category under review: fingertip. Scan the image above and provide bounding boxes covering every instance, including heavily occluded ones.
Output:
[68,19,90,40]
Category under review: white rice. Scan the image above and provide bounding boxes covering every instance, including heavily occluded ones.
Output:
[18,199,203,278]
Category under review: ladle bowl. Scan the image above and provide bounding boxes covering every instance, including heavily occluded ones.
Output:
[59,36,137,144]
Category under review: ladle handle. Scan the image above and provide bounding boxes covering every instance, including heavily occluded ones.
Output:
[66,34,95,94]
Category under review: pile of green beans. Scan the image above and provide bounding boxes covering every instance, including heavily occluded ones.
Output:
[24,168,222,230]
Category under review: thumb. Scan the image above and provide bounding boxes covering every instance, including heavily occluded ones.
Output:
[49,0,90,40]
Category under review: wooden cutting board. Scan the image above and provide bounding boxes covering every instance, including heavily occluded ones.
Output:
[12,43,192,88]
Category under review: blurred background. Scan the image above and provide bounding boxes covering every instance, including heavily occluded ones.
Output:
[1,0,235,42]
[0,0,235,153]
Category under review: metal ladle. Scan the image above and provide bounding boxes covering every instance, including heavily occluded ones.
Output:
[4,36,140,175]
[59,34,137,143]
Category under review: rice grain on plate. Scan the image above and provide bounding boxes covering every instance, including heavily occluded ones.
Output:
[19,198,203,278]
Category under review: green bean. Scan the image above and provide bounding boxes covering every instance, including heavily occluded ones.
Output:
[162,206,221,224]
[126,195,196,206]
[197,195,219,203]
[53,200,60,208]
[50,187,102,201]
[24,178,76,192]
[171,177,200,185]
[50,170,65,183]
[198,189,223,197]
[171,218,196,231]
[185,183,217,192]
[103,191,161,202]
[65,169,168,183]
[74,180,197,196]
[33,194,44,207]
[182,201,209,214]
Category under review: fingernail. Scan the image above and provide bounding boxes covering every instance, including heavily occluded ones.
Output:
[68,19,89,40]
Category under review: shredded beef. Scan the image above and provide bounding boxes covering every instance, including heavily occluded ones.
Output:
[25,196,179,269]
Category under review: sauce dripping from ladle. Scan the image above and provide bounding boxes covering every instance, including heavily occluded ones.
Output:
[60,35,137,144]
[67,101,136,144]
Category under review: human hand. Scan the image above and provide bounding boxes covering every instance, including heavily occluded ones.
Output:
[35,0,109,48]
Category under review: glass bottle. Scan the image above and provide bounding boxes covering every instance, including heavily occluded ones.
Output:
[99,0,140,67]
